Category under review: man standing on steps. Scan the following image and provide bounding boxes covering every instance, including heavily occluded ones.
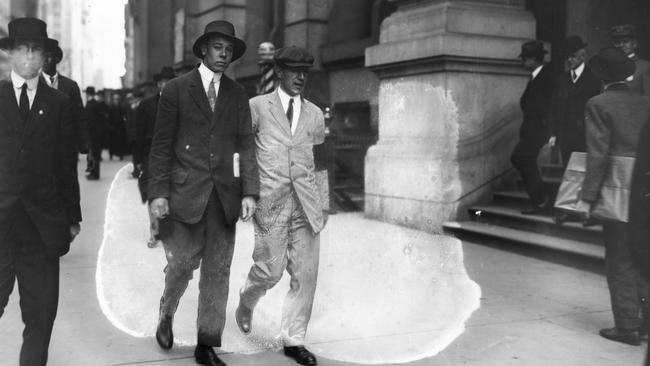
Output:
[235,46,330,366]
[510,40,555,215]
[0,17,80,366]
[148,20,258,366]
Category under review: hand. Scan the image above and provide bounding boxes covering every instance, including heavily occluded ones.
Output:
[70,223,81,242]
[150,198,170,219]
[576,199,592,220]
[240,196,256,222]
[548,136,557,147]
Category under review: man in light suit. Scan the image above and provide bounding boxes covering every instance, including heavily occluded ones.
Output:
[580,47,650,346]
[148,20,258,366]
[611,24,650,96]
[235,46,329,366]
[0,17,79,366]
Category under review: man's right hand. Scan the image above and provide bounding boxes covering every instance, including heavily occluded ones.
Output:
[548,136,557,147]
[150,198,170,219]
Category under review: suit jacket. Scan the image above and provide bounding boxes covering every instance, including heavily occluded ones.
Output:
[628,56,650,96]
[250,91,328,234]
[581,83,650,203]
[629,120,650,279]
[85,98,108,147]
[148,68,259,225]
[551,65,601,149]
[519,63,555,142]
[0,78,78,257]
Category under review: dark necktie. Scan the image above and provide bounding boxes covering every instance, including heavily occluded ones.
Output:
[19,83,29,121]
[286,98,294,128]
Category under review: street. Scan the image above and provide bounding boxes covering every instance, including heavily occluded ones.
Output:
[0,157,645,366]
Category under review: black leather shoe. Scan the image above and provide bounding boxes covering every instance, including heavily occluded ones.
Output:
[553,212,580,224]
[195,345,226,366]
[599,327,641,346]
[284,346,317,365]
[156,314,174,349]
[235,301,252,334]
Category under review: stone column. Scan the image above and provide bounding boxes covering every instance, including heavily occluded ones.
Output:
[364,0,536,233]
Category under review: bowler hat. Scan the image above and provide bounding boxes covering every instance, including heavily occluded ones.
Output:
[153,66,175,82]
[518,40,547,59]
[85,86,96,95]
[610,24,636,39]
[192,20,246,61]
[274,46,314,69]
[0,17,57,51]
[563,35,588,55]
[588,47,635,83]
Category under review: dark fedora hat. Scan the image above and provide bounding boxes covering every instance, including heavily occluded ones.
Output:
[274,46,314,69]
[588,47,635,83]
[192,20,246,61]
[563,35,588,55]
[85,86,96,95]
[153,66,175,82]
[610,24,636,40]
[518,40,547,59]
[0,17,57,51]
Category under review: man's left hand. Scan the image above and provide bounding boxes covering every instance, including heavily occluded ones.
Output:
[240,196,256,222]
[70,223,81,242]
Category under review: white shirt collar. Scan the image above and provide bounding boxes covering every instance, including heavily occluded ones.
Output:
[531,64,543,80]
[198,62,222,92]
[628,53,636,59]
[42,71,58,87]
[572,62,585,81]
[11,70,39,91]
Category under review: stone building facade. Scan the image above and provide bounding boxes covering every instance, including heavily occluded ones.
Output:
[125,0,650,233]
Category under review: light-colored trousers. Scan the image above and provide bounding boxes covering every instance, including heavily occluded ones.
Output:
[241,191,320,346]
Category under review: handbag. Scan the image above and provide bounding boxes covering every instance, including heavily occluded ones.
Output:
[554,152,635,222]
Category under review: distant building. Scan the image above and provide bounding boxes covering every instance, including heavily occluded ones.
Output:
[126,0,650,233]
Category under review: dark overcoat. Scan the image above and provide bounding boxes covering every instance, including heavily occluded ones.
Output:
[519,63,555,143]
[630,120,650,279]
[0,78,78,257]
[134,94,159,202]
[148,68,259,225]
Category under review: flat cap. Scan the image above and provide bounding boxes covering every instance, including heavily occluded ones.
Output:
[610,24,636,39]
[274,46,314,69]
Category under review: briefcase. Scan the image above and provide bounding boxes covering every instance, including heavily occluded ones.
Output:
[554,152,635,222]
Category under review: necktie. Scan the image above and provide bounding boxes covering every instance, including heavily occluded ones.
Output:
[207,75,217,112]
[286,98,294,128]
[19,83,29,121]
[50,75,57,89]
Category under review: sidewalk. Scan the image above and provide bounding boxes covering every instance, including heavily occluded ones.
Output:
[0,158,645,365]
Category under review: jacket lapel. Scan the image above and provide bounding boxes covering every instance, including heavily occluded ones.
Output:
[293,96,310,139]
[22,79,48,138]
[211,76,232,130]
[188,69,213,122]
[268,92,292,137]
[0,79,22,133]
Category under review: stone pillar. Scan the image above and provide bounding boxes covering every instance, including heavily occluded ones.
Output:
[364,0,536,233]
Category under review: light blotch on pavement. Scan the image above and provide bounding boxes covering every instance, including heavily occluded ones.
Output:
[96,164,481,364]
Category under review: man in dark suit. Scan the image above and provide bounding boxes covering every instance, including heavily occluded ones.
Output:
[510,40,555,214]
[84,86,108,180]
[549,36,601,166]
[148,20,258,366]
[611,24,650,96]
[42,40,86,227]
[134,66,175,248]
[0,17,80,366]
[580,47,650,346]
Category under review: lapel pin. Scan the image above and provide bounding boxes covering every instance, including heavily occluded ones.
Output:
[38,110,43,115]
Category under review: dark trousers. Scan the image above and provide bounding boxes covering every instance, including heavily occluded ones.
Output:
[88,144,102,178]
[603,221,649,330]
[511,136,548,205]
[158,189,236,347]
[0,205,60,366]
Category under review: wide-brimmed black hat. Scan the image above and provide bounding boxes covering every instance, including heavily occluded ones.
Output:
[518,40,547,59]
[588,47,635,83]
[610,24,636,40]
[563,35,588,55]
[192,20,246,61]
[153,66,175,82]
[274,46,314,69]
[0,17,57,51]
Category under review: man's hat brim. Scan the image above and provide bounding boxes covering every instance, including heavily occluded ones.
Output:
[192,31,246,61]
[0,36,57,51]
